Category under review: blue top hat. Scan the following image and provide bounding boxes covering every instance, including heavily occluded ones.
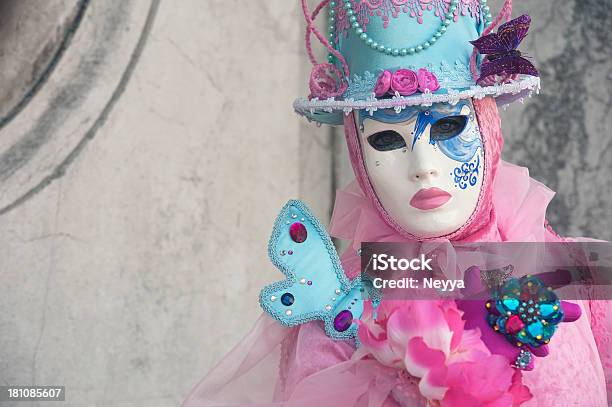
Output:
[294,0,540,125]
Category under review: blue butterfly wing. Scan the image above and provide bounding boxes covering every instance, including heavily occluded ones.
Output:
[259,200,371,340]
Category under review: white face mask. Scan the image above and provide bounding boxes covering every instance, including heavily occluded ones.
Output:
[355,100,484,238]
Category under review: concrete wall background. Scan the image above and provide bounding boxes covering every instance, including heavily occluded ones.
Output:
[0,1,331,406]
[0,1,609,406]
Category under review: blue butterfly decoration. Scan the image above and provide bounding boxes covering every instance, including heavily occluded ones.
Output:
[259,200,376,340]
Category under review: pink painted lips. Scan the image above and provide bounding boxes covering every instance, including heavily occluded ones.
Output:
[410,187,451,210]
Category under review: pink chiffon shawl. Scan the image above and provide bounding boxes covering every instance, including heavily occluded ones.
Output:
[182,163,611,406]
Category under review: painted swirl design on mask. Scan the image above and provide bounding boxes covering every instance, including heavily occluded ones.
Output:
[453,154,480,189]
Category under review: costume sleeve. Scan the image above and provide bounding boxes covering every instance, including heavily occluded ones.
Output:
[588,300,612,399]
[278,321,355,399]
[551,226,612,400]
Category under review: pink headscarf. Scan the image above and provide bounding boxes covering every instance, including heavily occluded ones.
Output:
[333,97,564,279]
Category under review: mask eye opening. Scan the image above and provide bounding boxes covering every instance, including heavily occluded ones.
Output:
[430,115,469,141]
[367,130,407,152]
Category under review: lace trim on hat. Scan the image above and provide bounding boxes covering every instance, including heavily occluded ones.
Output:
[294,76,540,117]
[334,0,483,43]
[345,60,473,100]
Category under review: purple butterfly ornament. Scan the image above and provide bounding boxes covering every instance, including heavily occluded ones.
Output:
[470,14,539,85]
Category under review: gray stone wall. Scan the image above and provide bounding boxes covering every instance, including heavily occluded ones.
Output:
[498,0,612,239]
[0,2,331,406]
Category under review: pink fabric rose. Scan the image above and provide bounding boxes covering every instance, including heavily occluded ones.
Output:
[390,69,419,96]
[356,300,532,406]
[374,70,392,97]
[417,68,440,93]
[308,63,347,100]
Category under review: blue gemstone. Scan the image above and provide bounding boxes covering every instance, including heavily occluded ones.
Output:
[539,303,555,317]
[527,320,544,337]
[502,298,520,311]
[281,293,295,306]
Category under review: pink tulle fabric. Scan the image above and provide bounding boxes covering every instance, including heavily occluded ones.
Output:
[182,97,611,406]
[183,160,611,406]
[327,163,609,405]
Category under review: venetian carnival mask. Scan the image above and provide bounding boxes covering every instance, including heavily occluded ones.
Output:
[355,100,484,238]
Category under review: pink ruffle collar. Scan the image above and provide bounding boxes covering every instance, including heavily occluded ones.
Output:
[330,160,557,251]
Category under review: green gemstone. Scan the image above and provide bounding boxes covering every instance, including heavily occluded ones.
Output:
[400,48,408,56]
[408,47,415,54]
[416,45,423,52]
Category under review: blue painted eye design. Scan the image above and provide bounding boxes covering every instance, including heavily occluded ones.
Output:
[367,130,406,151]
[430,116,468,141]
